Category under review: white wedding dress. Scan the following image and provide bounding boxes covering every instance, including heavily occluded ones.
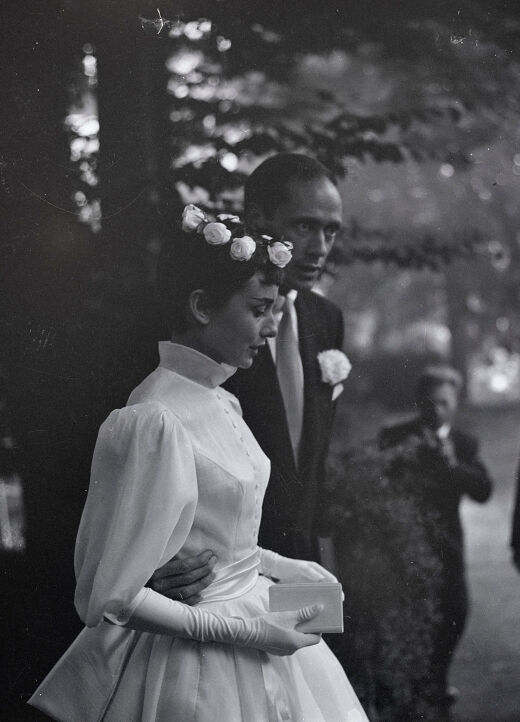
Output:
[29,342,369,722]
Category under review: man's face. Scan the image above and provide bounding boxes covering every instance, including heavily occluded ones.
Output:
[417,382,459,430]
[251,177,343,291]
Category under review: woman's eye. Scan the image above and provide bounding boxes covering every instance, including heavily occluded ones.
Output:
[296,222,311,233]
[254,306,267,317]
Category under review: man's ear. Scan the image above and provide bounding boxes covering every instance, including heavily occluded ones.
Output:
[188,289,214,325]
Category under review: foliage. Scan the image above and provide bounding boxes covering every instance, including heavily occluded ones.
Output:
[121,0,520,271]
[134,2,519,183]
[326,437,458,720]
[330,222,481,271]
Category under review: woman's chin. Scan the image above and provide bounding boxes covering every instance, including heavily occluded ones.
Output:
[236,352,256,369]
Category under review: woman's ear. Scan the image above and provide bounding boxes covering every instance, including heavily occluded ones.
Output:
[188,289,214,325]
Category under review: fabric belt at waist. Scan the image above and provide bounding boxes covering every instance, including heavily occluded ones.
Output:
[197,549,260,604]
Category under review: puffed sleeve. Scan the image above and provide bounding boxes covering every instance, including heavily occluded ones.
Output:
[74,401,198,628]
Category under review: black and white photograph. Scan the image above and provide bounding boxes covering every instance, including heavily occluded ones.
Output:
[1,1,520,720]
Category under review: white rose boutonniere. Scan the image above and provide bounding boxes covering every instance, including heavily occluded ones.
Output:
[317,349,352,401]
[203,221,232,245]
[230,236,257,262]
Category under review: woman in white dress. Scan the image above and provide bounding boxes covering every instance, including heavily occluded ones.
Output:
[29,206,369,722]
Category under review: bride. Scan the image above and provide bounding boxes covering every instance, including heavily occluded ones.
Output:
[29,206,369,721]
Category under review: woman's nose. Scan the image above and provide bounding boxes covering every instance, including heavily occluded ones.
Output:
[261,312,278,339]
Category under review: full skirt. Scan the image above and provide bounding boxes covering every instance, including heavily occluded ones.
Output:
[30,575,369,722]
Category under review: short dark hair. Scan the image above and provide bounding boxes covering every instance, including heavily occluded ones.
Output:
[244,153,337,219]
[415,364,463,399]
[158,225,283,334]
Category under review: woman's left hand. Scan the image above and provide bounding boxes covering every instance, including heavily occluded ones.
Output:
[275,557,338,584]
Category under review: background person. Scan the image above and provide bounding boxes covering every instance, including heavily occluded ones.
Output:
[374,364,493,720]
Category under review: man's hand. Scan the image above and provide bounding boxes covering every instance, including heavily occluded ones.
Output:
[147,550,217,605]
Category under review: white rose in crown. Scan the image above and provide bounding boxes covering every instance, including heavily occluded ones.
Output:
[317,350,352,401]
[203,221,232,245]
[267,241,293,268]
[230,236,257,262]
[182,203,207,232]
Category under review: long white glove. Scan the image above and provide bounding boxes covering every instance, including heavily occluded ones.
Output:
[259,548,338,584]
[117,587,322,657]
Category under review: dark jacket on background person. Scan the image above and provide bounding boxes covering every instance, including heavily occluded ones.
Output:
[379,417,493,547]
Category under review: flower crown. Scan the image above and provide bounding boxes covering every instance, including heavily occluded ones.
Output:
[181,204,293,269]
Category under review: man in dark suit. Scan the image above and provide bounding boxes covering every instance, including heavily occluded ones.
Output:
[233,153,344,562]
[378,365,492,714]
[148,154,345,600]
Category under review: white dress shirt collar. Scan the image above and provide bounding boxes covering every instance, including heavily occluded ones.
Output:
[436,423,451,439]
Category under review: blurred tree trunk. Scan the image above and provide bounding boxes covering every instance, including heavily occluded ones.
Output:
[0,5,170,712]
[92,12,171,406]
[0,1,85,712]
[445,183,520,398]
[444,263,471,384]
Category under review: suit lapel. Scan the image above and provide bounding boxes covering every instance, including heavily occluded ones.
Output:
[295,293,327,470]
[239,343,297,475]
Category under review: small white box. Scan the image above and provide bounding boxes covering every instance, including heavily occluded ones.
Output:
[268,582,344,633]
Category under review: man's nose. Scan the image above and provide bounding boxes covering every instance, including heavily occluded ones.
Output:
[307,228,329,257]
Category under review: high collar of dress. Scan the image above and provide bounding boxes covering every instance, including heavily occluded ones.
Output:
[158,342,237,389]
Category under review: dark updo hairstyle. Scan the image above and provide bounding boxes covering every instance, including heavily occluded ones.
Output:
[158,218,284,334]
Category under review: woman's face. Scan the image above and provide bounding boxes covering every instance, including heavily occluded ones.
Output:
[203,272,278,368]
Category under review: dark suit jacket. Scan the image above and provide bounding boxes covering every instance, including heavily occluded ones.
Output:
[379,417,492,574]
[225,289,344,561]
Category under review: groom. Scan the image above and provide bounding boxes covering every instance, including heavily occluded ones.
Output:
[150,153,345,602]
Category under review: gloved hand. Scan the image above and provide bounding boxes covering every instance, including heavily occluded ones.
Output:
[117,587,322,657]
[259,548,338,584]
